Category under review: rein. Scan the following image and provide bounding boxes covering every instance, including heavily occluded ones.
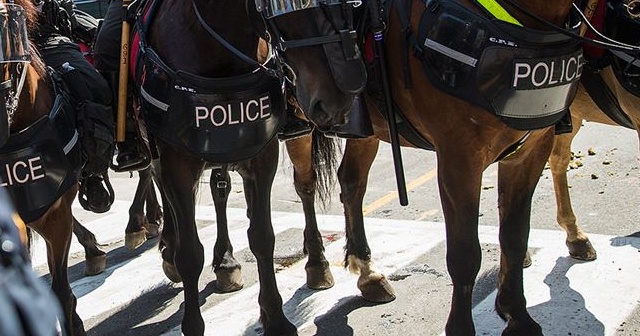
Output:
[497,0,640,56]
[191,0,282,78]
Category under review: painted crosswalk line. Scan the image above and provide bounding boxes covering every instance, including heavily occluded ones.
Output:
[30,201,640,335]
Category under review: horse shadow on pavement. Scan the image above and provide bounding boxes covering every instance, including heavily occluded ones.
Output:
[527,256,604,336]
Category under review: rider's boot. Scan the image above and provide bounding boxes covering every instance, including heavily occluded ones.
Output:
[102,71,148,170]
[278,99,313,141]
[554,109,573,135]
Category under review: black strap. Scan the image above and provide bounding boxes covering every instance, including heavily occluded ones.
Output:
[581,69,635,129]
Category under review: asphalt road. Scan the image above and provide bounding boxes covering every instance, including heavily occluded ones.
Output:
[32,119,640,336]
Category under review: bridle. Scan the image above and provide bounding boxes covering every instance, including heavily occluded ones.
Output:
[255,0,362,57]
[0,0,31,127]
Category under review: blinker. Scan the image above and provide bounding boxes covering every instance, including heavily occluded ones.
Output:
[339,29,359,60]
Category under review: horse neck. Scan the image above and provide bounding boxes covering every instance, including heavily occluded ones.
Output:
[503,0,575,28]
[152,0,259,77]
[12,65,54,132]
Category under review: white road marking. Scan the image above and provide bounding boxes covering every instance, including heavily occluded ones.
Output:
[31,204,640,336]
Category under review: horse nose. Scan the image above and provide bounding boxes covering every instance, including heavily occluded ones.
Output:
[308,99,350,130]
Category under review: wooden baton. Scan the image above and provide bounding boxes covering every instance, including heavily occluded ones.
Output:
[117,0,132,142]
[580,0,600,36]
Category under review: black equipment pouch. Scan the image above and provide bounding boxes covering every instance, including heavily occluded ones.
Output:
[72,9,99,46]
[76,101,115,176]
[413,0,583,130]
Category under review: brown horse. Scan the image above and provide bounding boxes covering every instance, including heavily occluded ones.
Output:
[280,0,588,334]
[0,0,85,334]
[549,0,640,261]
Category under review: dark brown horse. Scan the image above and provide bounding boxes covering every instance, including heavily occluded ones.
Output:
[0,0,85,334]
[279,0,587,334]
[130,0,364,334]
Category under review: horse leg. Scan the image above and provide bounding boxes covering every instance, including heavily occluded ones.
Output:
[548,114,596,260]
[435,149,485,335]
[125,167,153,250]
[338,137,395,303]
[286,134,334,289]
[158,180,182,283]
[144,167,162,237]
[494,134,553,336]
[72,217,107,276]
[33,188,85,336]
[158,148,206,335]
[210,166,243,292]
[239,140,297,335]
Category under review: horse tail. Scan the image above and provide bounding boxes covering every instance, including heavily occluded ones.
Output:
[311,130,341,210]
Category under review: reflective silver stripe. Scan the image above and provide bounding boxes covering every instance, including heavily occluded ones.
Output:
[424,38,478,67]
[63,130,78,155]
[611,50,640,69]
[140,87,169,111]
[497,83,573,118]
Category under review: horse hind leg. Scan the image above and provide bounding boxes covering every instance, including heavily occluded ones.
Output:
[72,217,107,276]
[125,167,154,250]
[338,138,395,303]
[548,118,596,261]
[143,168,162,238]
[286,133,334,289]
[209,166,243,292]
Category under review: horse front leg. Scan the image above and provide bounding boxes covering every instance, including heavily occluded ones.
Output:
[286,133,334,289]
[549,114,596,260]
[436,149,485,335]
[159,148,206,335]
[72,217,106,276]
[35,189,85,336]
[209,166,243,292]
[338,137,395,303]
[240,140,296,335]
[495,132,553,336]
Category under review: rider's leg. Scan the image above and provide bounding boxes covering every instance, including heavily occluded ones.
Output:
[94,0,146,170]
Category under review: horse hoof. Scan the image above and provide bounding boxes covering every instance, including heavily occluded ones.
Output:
[358,273,396,303]
[523,250,532,268]
[214,267,244,292]
[502,319,543,336]
[144,222,160,239]
[84,254,107,276]
[162,261,182,283]
[125,230,147,250]
[305,264,335,290]
[567,238,597,261]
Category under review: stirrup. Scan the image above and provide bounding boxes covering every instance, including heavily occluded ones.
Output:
[78,172,115,213]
